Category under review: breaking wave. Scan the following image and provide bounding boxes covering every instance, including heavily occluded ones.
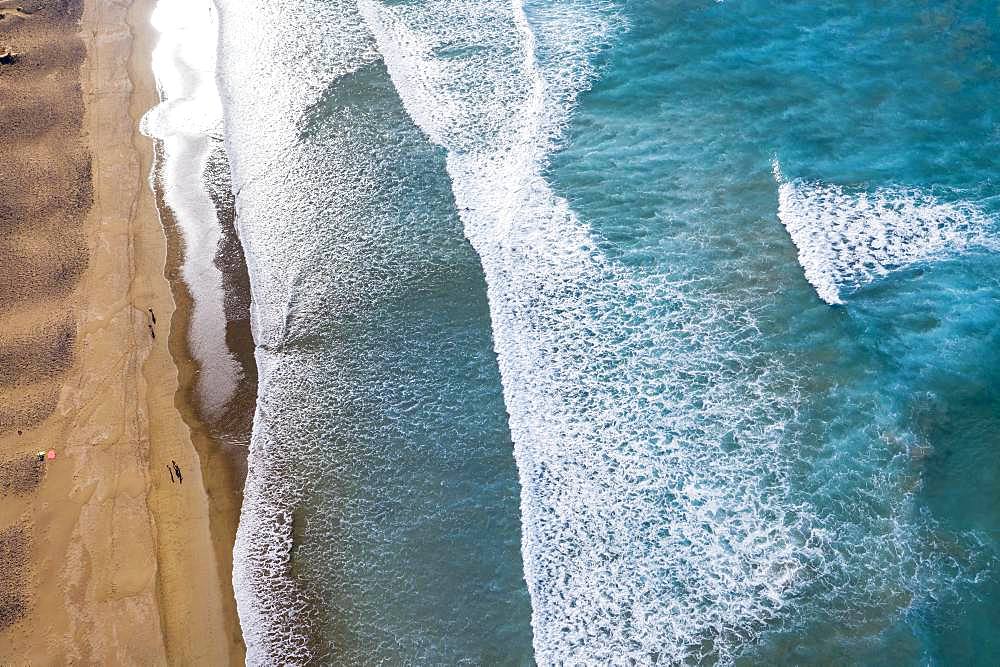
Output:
[359,1,991,662]
[215,0,380,663]
[360,1,812,662]
[774,160,996,304]
[212,0,994,662]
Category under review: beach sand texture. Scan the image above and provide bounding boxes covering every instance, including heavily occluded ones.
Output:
[1,0,244,662]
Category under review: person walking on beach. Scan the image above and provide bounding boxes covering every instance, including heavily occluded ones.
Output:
[148,308,156,325]
[168,465,175,483]
[171,459,183,484]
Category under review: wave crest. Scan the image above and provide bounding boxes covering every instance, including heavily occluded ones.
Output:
[774,160,994,304]
[360,1,823,662]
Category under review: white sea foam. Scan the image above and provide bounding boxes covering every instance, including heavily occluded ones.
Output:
[358,1,821,662]
[213,1,380,663]
[212,0,990,662]
[774,161,995,304]
[357,1,993,661]
[143,0,239,418]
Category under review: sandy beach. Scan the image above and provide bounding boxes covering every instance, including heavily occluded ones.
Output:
[0,0,246,662]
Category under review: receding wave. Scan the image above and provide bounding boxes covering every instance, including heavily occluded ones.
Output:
[216,1,380,663]
[774,160,995,305]
[143,0,242,420]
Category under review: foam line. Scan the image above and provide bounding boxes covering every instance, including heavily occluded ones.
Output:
[359,1,816,662]
[214,1,380,663]
[774,160,994,304]
[211,0,992,661]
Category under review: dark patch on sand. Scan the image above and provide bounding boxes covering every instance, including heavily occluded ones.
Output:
[0,0,89,434]
[0,153,92,233]
[0,383,60,433]
[0,317,75,385]
[0,234,89,311]
[0,453,44,496]
[0,523,30,632]
[0,83,82,143]
[13,0,83,24]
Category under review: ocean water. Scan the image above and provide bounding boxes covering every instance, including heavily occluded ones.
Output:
[205,0,999,663]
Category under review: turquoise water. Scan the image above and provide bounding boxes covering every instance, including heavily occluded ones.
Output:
[214,0,999,663]
[545,1,999,662]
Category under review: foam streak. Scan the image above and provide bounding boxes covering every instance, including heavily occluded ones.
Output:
[359,2,815,662]
[774,161,994,304]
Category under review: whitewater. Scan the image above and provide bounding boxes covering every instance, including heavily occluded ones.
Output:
[206,0,998,664]
[353,0,985,662]
[774,161,997,305]
[354,0,822,663]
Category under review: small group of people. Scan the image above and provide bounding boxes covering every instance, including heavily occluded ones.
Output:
[168,459,183,484]
[147,306,183,488]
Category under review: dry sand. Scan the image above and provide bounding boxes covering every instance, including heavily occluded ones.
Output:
[0,0,246,662]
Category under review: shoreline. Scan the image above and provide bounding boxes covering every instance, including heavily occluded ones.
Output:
[151,134,252,660]
[1,0,248,662]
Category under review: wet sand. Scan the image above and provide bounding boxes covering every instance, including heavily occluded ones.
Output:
[0,0,247,662]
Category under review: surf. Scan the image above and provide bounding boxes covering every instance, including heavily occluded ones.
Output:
[774,160,996,305]
[358,0,824,662]
[211,0,998,663]
[356,0,999,661]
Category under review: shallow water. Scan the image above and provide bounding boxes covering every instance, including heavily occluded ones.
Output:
[209,0,999,663]
[143,0,247,427]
